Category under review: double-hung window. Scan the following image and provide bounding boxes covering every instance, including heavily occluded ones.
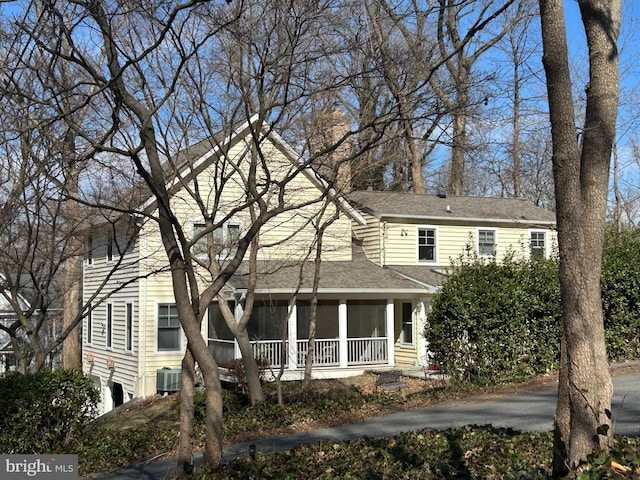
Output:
[478,229,496,256]
[192,221,241,260]
[157,304,181,351]
[418,227,436,262]
[401,302,414,346]
[530,231,546,259]
[86,235,93,266]
[125,302,134,352]
[107,234,114,263]
[192,223,208,257]
[106,303,113,349]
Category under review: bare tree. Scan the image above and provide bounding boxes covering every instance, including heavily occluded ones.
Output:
[538,0,620,474]
[433,0,519,195]
[361,0,446,193]
[10,0,379,473]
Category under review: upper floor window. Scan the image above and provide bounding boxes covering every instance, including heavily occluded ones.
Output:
[478,229,496,256]
[417,227,436,262]
[157,303,181,351]
[107,234,114,263]
[530,231,546,259]
[86,235,93,266]
[192,221,241,260]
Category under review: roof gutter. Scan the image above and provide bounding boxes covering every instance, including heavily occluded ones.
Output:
[231,287,428,295]
[376,213,555,226]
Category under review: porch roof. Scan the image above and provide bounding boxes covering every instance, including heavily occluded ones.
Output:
[225,245,431,296]
[383,265,451,293]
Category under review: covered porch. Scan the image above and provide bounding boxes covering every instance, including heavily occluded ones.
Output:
[207,298,396,376]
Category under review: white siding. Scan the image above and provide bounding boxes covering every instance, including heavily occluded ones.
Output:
[82,222,142,410]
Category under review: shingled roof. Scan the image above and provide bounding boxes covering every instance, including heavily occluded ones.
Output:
[348,191,555,225]
[225,244,430,295]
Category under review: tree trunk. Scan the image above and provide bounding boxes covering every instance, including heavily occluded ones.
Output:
[171,274,224,468]
[62,246,82,369]
[448,65,470,196]
[177,346,196,478]
[303,296,317,388]
[538,0,620,474]
[236,329,264,405]
[511,58,522,197]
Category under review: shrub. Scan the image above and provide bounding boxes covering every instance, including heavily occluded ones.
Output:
[426,229,640,386]
[425,251,562,385]
[601,228,640,360]
[0,369,99,453]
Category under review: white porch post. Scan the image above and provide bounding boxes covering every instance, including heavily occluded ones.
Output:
[234,301,243,360]
[288,302,298,370]
[339,299,348,368]
[386,298,395,366]
[419,298,430,365]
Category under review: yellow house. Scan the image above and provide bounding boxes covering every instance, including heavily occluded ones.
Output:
[82,117,556,413]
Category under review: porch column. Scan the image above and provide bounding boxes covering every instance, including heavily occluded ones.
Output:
[234,301,243,360]
[386,298,395,366]
[339,299,348,368]
[288,302,298,370]
[419,298,429,365]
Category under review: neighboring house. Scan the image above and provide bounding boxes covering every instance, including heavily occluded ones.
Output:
[82,117,557,414]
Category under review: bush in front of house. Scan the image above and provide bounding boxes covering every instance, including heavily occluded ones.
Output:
[425,251,562,385]
[0,368,99,453]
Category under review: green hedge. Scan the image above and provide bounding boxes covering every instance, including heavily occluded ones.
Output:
[0,369,99,453]
[425,252,562,385]
[426,229,640,386]
[601,228,640,361]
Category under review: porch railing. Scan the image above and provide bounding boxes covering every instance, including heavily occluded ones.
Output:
[209,336,388,368]
[347,337,387,365]
[251,340,288,368]
[297,339,340,366]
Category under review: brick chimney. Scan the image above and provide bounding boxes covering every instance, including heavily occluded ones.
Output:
[309,107,352,193]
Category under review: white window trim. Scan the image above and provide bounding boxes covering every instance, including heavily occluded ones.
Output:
[529,229,548,259]
[416,225,438,264]
[125,301,134,353]
[106,302,113,350]
[156,301,183,354]
[477,228,497,257]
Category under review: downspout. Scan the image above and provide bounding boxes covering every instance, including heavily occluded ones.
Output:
[141,231,148,398]
[381,221,387,266]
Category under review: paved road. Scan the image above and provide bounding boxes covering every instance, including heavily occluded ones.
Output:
[85,369,640,480]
